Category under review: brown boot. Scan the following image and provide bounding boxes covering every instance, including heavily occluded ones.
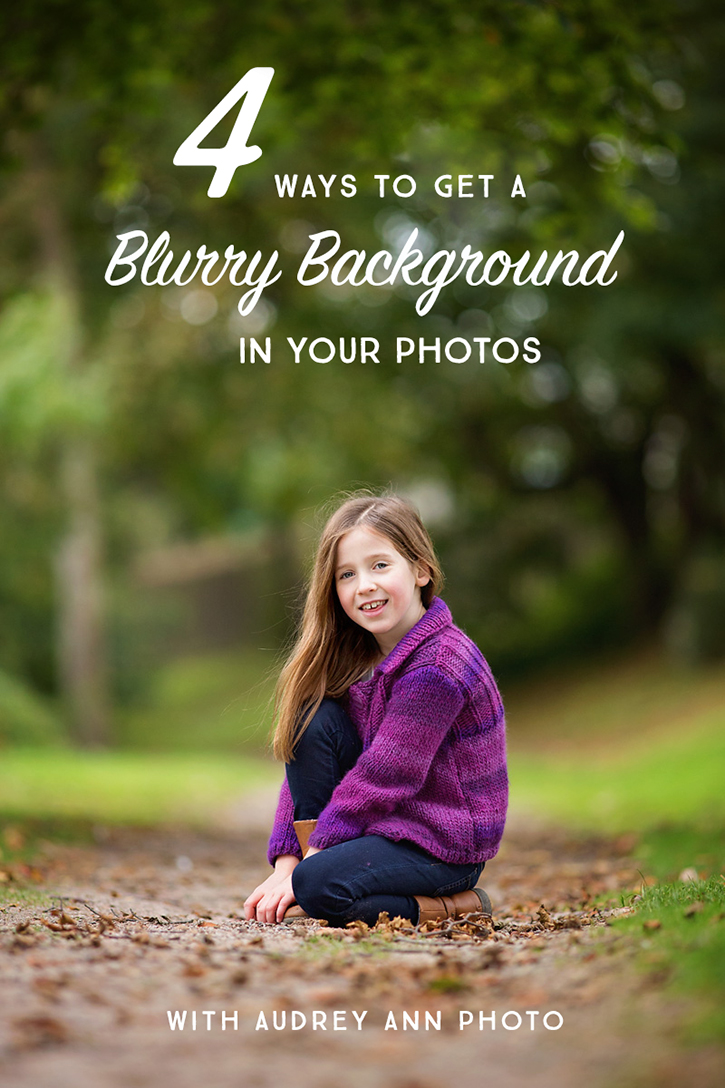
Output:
[280,820,319,922]
[414,887,492,925]
[293,819,318,857]
[281,904,309,921]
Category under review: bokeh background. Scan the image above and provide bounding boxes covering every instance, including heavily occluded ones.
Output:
[0,0,723,906]
[1,6,724,1082]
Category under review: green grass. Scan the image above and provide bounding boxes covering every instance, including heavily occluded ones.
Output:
[0,885,52,910]
[610,875,725,1043]
[0,750,282,825]
[510,702,725,833]
[635,826,725,884]
[503,651,725,1044]
[0,815,97,865]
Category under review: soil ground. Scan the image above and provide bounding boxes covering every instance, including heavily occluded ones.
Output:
[1,792,723,1088]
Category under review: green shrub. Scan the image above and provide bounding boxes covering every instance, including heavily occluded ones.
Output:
[0,669,65,747]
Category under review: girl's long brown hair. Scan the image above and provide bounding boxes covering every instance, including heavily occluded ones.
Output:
[272,492,442,762]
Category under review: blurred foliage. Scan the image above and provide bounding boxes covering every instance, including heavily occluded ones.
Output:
[0,668,65,747]
[511,707,725,832]
[116,648,276,753]
[506,626,725,833]
[503,644,725,749]
[665,548,725,663]
[0,1,724,732]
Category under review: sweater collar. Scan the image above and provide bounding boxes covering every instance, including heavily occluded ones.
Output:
[376,596,452,675]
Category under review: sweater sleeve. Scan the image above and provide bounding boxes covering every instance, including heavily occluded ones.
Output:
[308,666,465,851]
[266,776,303,865]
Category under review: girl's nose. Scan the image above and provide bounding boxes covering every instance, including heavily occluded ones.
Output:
[358,570,378,592]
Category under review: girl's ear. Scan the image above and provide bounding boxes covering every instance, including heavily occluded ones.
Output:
[415,563,432,587]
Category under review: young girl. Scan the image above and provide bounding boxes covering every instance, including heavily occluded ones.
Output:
[244,493,508,927]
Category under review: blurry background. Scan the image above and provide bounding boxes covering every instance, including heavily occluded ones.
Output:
[0,1,723,843]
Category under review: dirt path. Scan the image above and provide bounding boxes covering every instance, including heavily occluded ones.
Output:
[0,802,721,1088]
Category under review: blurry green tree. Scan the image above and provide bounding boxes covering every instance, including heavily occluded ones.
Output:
[0,0,723,742]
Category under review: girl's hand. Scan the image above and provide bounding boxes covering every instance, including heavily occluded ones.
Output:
[243,854,299,923]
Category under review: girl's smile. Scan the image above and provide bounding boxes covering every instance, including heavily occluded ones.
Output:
[335,526,431,656]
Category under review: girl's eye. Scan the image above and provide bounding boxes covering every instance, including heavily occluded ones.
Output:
[339,571,354,580]
[373,562,388,570]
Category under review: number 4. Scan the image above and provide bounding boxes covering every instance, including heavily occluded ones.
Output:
[173,67,275,198]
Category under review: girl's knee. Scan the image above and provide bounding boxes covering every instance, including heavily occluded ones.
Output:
[292,855,351,918]
[292,699,354,754]
[310,698,350,732]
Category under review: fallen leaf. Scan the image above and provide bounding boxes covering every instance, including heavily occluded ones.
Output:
[182,962,207,978]
[12,1015,68,1048]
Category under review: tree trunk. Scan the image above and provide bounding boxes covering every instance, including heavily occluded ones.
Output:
[26,136,112,747]
[55,440,112,746]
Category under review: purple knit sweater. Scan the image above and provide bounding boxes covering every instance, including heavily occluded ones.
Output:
[267,597,508,866]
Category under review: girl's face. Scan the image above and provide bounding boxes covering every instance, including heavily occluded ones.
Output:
[334,526,430,657]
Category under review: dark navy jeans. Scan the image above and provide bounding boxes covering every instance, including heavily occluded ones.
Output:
[286,699,483,927]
